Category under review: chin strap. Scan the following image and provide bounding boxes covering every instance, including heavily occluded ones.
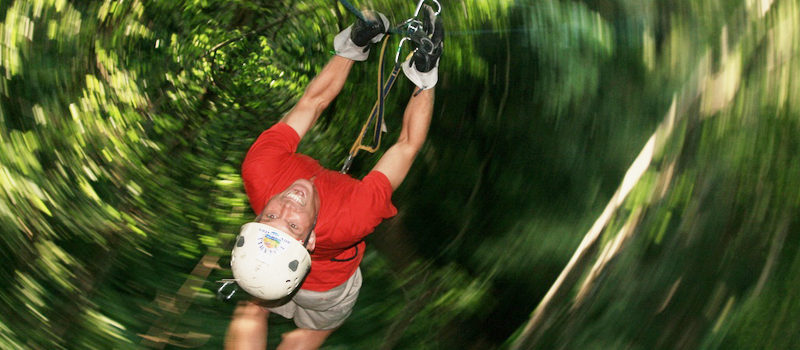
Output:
[302,216,318,248]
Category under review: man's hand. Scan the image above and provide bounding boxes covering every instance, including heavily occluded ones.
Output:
[351,11,389,46]
[402,5,444,90]
[334,11,390,61]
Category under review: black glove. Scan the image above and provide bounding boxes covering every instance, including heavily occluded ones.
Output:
[351,11,389,46]
[402,5,444,89]
[409,7,444,73]
[334,11,390,61]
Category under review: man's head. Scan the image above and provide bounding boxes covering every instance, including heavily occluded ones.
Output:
[256,178,320,247]
[230,222,311,300]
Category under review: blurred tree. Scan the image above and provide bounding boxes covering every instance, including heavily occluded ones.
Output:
[1,0,798,349]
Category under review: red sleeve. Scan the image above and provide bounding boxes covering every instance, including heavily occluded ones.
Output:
[241,123,300,213]
[345,171,398,239]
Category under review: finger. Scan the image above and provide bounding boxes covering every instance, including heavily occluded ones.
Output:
[432,16,444,43]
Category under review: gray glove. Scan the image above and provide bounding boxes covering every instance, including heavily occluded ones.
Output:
[334,11,390,61]
[402,5,444,90]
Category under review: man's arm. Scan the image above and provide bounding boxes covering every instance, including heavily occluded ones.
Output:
[374,5,443,190]
[372,88,434,190]
[280,11,389,139]
[280,56,354,139]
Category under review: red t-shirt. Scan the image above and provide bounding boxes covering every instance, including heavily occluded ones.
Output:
[241,123,397,291]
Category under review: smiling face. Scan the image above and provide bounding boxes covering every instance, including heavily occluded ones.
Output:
[256,179,320,241]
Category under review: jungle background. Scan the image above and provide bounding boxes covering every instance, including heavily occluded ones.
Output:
[1,0,799,348]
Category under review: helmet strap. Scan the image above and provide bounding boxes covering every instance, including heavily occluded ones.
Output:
[302,215,318,248]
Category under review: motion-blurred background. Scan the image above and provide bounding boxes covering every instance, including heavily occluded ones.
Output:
[1,0,798,348]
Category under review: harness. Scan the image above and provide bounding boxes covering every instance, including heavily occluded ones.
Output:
[339,0,442,173]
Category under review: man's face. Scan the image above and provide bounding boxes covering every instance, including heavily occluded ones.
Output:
[257,179,320,241]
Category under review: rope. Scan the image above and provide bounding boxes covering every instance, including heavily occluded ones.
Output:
[341,37,410,173]
[338,0,438,173]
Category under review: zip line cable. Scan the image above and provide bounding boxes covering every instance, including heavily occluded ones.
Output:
[337,0,370,25]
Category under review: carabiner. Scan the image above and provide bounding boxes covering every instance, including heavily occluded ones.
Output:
[413,0,441,18]
[394,37,412,64]
[395,0,442,63]
[216,279,238,301]
[407,0,441,35]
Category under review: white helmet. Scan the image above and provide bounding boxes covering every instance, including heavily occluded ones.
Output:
[231,222,311,300]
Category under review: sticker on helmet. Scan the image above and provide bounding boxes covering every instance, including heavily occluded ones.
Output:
[262,234,281,249]
[255,227,291,261]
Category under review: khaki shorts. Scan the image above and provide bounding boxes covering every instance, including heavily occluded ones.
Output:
[269,268,362,330]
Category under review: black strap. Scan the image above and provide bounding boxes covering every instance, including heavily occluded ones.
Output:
[302,216,318,248]
[330,244,359,262]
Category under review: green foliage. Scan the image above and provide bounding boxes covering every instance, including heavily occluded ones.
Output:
[2,0,799,349]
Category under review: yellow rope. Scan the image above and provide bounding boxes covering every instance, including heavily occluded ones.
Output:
[347,37,412,157]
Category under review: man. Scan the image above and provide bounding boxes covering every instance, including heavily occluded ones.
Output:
[225,8,443,350]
